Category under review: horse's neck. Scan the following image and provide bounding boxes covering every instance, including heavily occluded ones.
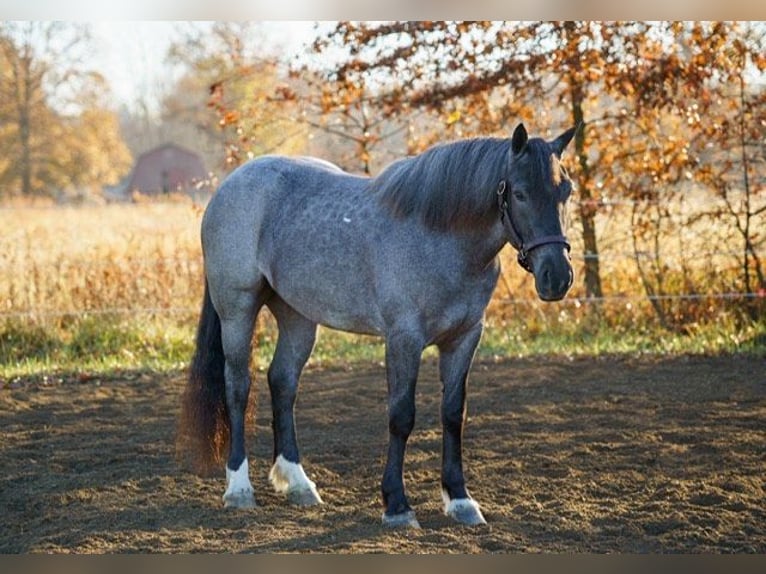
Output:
[454,219,508,273]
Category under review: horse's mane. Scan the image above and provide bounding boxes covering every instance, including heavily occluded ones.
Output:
[370,138,511,231]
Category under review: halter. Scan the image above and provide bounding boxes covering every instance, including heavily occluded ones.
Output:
[496,179,570,273]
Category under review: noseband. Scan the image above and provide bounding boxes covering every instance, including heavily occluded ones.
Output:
[497,180,570,273]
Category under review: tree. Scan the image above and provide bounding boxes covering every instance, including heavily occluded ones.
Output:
[0,22,131,199]
[684,23,766,315]
[272,66,415,175]
[167,22,307,172]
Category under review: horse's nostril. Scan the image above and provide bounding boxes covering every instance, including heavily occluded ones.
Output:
[535,261,572,301]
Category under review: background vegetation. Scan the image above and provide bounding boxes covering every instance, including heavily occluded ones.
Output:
[1,21,764,380]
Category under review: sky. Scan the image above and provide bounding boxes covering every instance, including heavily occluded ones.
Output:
[90,21,322,111]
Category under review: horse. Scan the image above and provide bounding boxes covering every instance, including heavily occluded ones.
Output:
[177,123,577,528]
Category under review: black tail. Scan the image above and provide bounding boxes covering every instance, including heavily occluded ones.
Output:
[176,281,229,475]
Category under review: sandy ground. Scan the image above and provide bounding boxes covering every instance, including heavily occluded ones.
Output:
[1,354,764,553]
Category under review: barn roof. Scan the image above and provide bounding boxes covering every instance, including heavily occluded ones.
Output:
[124,143,207,195]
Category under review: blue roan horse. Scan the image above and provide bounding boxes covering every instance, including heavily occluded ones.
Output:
[178,123,577,528]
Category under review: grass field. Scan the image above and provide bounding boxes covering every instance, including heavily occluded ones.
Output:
[1,198,764,381]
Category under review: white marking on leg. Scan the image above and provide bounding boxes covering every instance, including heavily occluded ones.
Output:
[441,488,452,513]
[269,454,323,503]
[442,488,484,520]
[223,458,254,502]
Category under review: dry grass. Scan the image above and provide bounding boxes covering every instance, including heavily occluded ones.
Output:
[0,199,204,318]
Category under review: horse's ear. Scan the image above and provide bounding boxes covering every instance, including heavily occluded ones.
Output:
[511,123,528,155]
[552,125,578,157]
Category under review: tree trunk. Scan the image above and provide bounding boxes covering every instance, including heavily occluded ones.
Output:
[570,87,603,299]
[19,98,32,196]
[13,48,34,196]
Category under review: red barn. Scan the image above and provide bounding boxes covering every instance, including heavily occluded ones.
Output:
[124,143,207,196]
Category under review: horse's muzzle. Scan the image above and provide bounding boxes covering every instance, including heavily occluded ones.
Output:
[533,247,573,302]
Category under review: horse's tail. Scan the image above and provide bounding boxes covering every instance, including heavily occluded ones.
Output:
[176,280,230,476]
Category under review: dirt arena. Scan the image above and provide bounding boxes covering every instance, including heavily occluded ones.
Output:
[1,354,764,553]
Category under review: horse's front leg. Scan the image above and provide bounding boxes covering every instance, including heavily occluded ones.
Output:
[438,322,486,525]
[381,328,424,528]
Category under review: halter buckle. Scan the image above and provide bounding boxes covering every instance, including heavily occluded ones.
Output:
[516,249,530,273]
[497,180,508,221]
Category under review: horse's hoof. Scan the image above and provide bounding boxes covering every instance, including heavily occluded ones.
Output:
[287,487,323,506]
[223,491,257,509]
[445,498,487,526]
[269,456,323,506]
[382,509,421,529]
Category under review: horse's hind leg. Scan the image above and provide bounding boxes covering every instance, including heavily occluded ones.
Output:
[217,285,269,509]
[266,297,322,506]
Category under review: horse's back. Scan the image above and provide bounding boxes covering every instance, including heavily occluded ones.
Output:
[203,155,360,241]
[207,154,344,211]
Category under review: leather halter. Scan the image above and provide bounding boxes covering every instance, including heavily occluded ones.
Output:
[497,179,570,273]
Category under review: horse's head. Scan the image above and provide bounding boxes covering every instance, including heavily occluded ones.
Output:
[500,123,577,301]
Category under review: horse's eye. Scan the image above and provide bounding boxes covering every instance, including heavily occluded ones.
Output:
[513,190,527,202]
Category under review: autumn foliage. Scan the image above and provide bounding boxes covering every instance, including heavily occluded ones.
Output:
[0,22,132,199]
